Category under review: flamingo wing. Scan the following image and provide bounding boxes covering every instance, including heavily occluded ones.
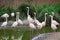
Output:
[18,19,23,25]
[1,22,7,27]
[52,20,59,25]
[12,21,18,27]
[29,23,36,29]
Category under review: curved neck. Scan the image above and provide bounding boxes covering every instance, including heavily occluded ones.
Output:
[17,14,19,20]
[6,17,7,22]
[34,13,36,20]
[45,14,46,22]
[27,8,29,16]
[51,16,53,23]
[16,13,18,21]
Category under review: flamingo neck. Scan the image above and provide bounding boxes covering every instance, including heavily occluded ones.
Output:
[51,16,53,24]
[27,8,29,16]
[45,14,46,23]
[34,13,36,20]
[17,14,19,20]
[6,17,7,22]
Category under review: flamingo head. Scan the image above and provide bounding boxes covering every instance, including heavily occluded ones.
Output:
[45,13,48,15]
[34,12,36,15]
[1,13,9,18]
[26,7,29,10]
[49,15,53,17]
[16,12,20,15]
[51,12,54,16]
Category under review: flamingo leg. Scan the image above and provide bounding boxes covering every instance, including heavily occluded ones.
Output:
[4,26,6,37]
[31,29,33,38]
[30,28,31,40]
[30,28,33,40]
[36,27,39,34]
[52,29,56,37]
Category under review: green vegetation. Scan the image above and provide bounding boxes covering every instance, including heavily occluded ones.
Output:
[0,26,60,40]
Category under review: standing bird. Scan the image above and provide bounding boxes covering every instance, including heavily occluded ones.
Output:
[49,15,57,33]
[34,12,42,29]
[1,13,9,36]
[41,13,48,27]
[11,12,15,21]
[1,17,8,27]
[11,12,18,36]
[27,7,34,23]
[28,20,36,40]
[11,12,18,27]
[17,12,23,25]
[52,12,59,26]
[27,7,36,39]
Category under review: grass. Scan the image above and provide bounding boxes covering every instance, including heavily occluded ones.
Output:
[0,26,60,40]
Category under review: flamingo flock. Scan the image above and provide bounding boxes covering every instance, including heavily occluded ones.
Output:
[0,7,59,33]
[0,7,60,40]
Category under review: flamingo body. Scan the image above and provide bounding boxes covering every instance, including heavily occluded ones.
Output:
[11,21,18,27]
[1,22,7,27]
[17,19,23,25]
[27,15,34,23]
[52,20,59,25]
[29,23,36,29]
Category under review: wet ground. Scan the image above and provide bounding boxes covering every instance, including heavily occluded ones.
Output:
[32,32,60,40]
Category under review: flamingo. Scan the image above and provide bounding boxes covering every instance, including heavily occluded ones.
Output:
[11,12,18,27]
[11,12,18,37]
[34,12,42,29]
[16,12,23,25]
[41,13,48,27]
[52,12,59,25]
[27,7,34,23]
[1,13,9,37]
[49,15,57,33]
[27,7,35,39]
[28,20,36,40]
[1,17,8,27]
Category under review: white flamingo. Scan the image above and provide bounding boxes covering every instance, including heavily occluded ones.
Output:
[1,13,9,37]
[29,21,36,29]
[52,12,59,25]
[16,12,23,25]
[1,13,9,27]
[34,12,42,29]
[27,7,36,39]
[11,12,18,27]
[49,15,57,33]
[27,7,34,23]
[1,17,8,27]
[41,13,48,27]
